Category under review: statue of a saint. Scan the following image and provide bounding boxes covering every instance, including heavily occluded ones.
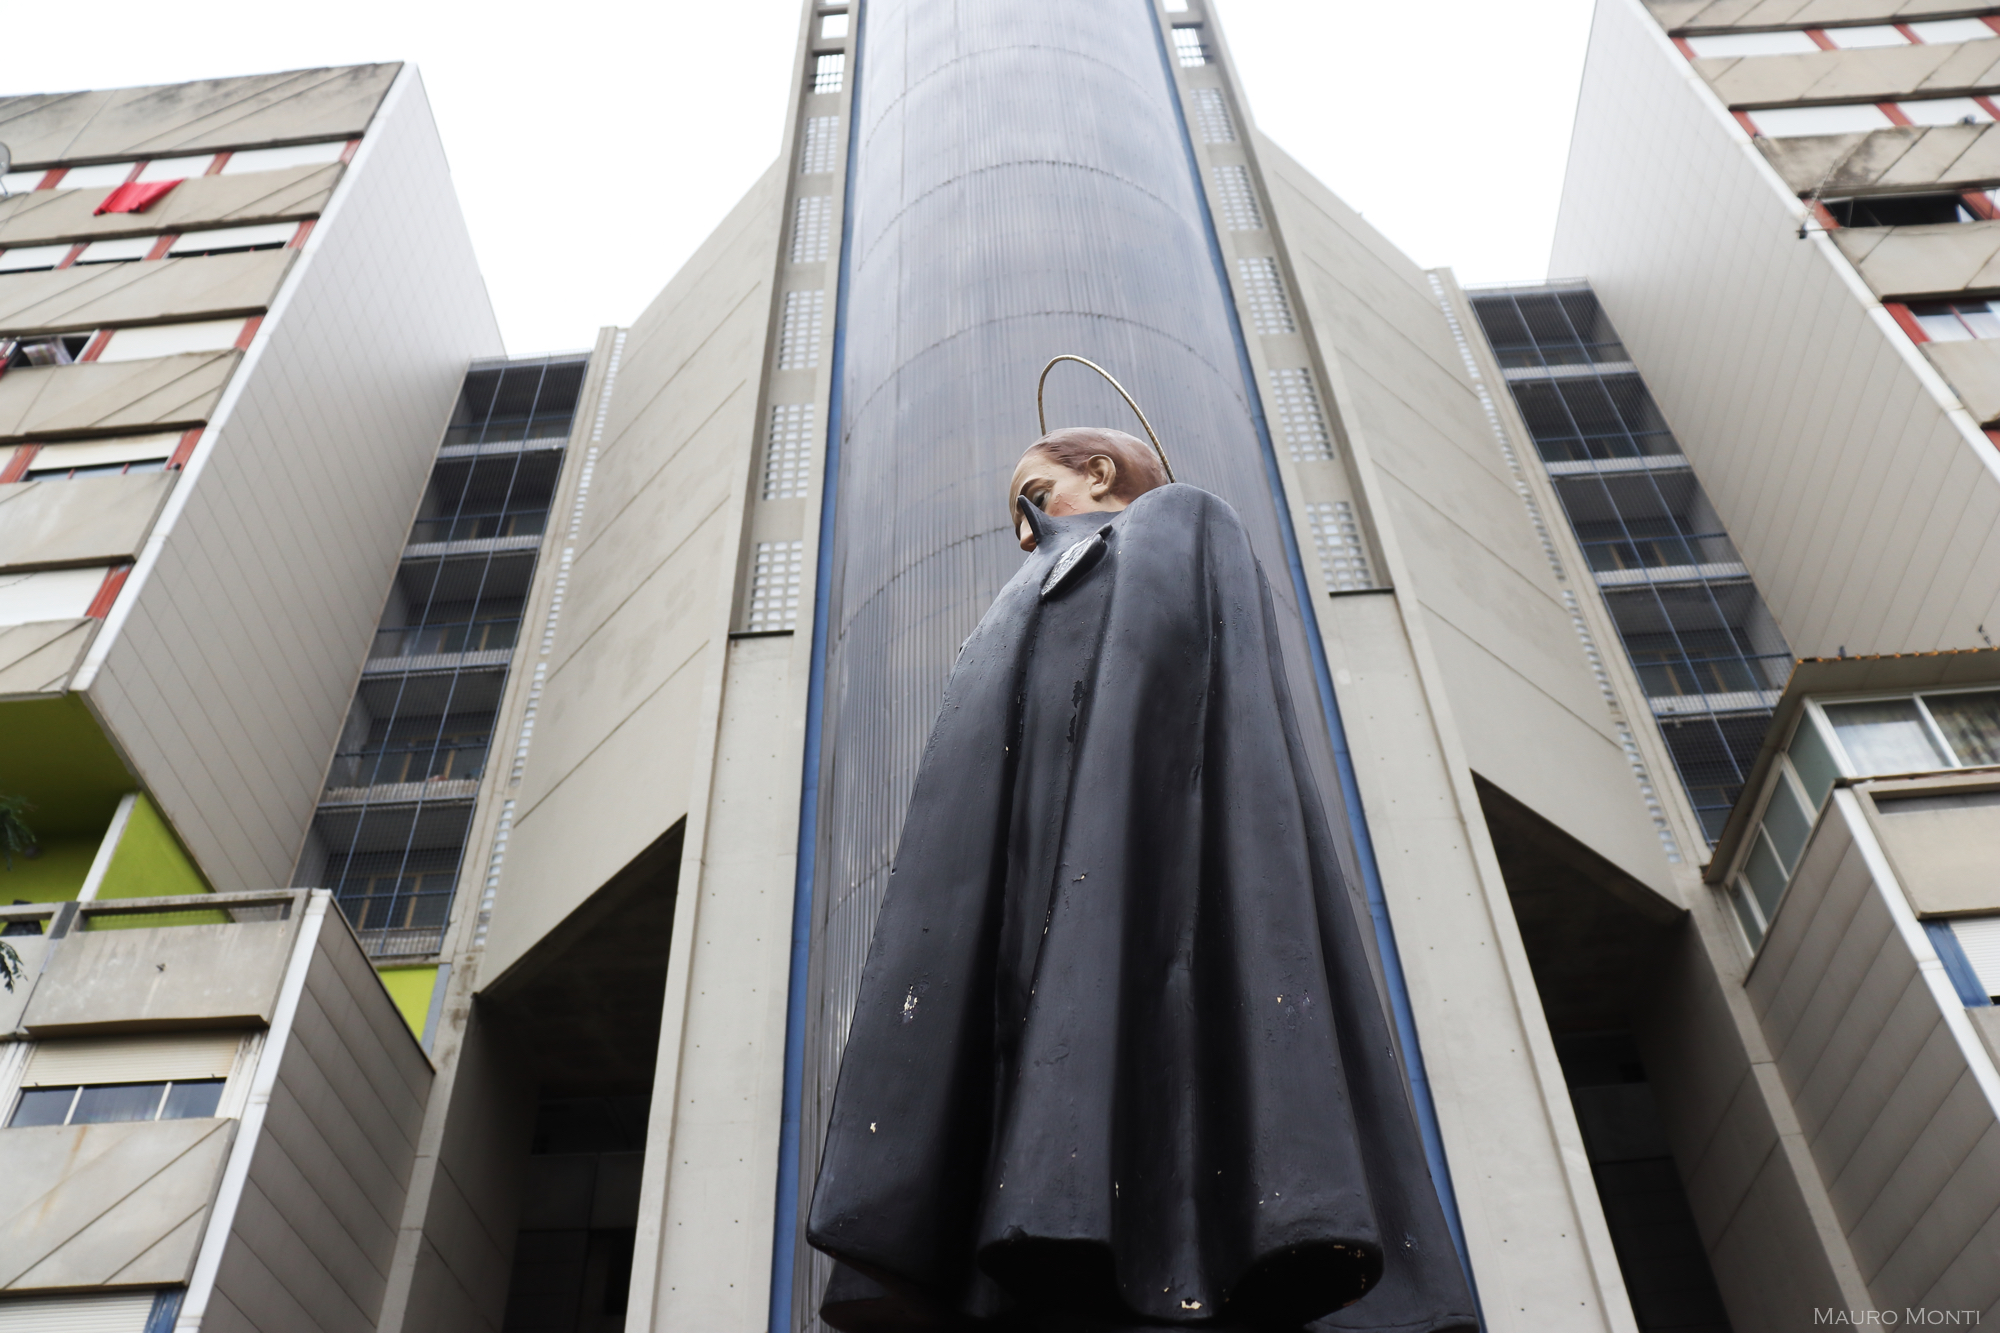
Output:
[807,428,1476,1332]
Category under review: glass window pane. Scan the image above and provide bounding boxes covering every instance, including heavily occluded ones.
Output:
[1788,716,1840,807]
[9,1087,77,1127]
[1826,25,1909,48]
[1913,306,1972,341]
[1730,881,1766,947]
[1744,829,1789,920]
[1959,302,2000,339]
[57,162,138,188]
[1824,699,1949,774]
[1751,103,1895,136]
[1908,18,1996,43]
[1924,691,2000,766]
[1896,97,1994,126]
[71,1083,167,1124]
[1762,774,1815,871]
[161,1079,226,1120]
[1686,30,1822,56]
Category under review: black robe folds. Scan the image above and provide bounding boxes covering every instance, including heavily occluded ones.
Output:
[807,484,1475,1333]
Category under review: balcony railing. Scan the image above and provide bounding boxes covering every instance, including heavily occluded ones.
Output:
[371,619,519,660]
[408,510,549,545]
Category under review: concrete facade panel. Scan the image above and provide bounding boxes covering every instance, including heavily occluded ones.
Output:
[0,1116,235,1290]
[485,162,782,979]
[1696,44,1968,107]
[0,474,172,570]
[0,618,94,695]
[1918,339,2000,423]
[210,921,431,1333]
[1262,135,1675,893]
[1832,219,2000,298]
[1552,0,2000,657]
[24,919,298,1033]
[0,352,237,442]
[81,67,502,895]
[0,165,339,249]
[0,250,293,337]
[0,65,398,167]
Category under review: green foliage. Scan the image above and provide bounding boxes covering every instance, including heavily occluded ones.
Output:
[0,794,36,871]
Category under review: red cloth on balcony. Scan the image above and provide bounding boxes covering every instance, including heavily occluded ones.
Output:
[92,179,181,216]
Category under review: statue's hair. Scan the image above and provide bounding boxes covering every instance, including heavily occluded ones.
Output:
[1023,427,1169,502]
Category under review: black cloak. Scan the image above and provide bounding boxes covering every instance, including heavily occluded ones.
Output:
[807,484,1475,1333]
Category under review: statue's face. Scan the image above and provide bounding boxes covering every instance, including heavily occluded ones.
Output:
[1009,451,1126,551]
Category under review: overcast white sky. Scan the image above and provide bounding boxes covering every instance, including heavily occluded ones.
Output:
[2,0,1596,354]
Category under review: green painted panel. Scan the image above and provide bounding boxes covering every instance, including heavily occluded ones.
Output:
[0,837,97,906]
[0,695,133,839]
[378,965,439,1040]
[90,794,222,930]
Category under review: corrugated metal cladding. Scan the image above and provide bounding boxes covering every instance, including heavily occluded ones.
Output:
[795,0,1352,1321]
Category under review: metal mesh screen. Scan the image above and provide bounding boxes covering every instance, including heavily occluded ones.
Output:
[310,355,587,957]
[1470,286,1789,842]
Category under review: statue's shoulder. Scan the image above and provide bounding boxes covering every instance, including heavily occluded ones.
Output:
[1125,482,1246,532]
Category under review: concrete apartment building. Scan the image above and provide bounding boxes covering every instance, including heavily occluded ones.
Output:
[2,0,1999,1330]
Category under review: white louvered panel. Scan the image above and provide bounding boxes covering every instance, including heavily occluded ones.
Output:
[0,1293,154,1333]
[1955,916,2000,997]
[25,1033,244,1087]
[28,433,181,471]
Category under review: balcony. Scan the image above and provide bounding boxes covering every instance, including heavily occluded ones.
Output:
[0,888,433,1315]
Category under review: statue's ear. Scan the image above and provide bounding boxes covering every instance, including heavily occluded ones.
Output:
[1016,494,1054,547]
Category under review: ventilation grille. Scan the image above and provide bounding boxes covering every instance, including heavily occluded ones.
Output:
[791,195,833,263]
[1237,257,1295,334]
[1213,164,1264,231]
[764,403,815,500]
[1307,501,1372,591]
[1172,27,1209,66]
[814,53,846,94]
[1269,368,1333,463]
[1191,88,1236,143]
[749,540,806,631]
[801,116,841,174]
[778,290,825,370]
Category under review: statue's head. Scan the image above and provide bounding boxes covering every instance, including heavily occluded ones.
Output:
[1008,427,1169,552]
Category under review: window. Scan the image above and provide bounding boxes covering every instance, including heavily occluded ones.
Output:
[790,195,833,264]
[73,235,159,265]
[820,11,849,39]
[1236,256,1295,334]
[134,154,215,182]
[1823,25,1907,48]
[777,290,825,370]
[747,540,806,631]
[763,403,815,500]
[800,116,841,174]
[1907,299,2000,341]
[24,434,179,481]
[1173,27,1209,66]
[1823,690,2000,774]
[0,243,74,273]
[814,52,846,94]
[1909,17,1999,43]
[1685,30,1820,56]
[1268,367,1333,463]
[0,566,111,625]
[1,333,93,367]
[1306,501,1371,591]
[1895,96,1995,126]
[1190,87,1236,144]
[54,162,138,189]
[1746,103,1895,136]
[95,318,249,362]
[1950,916,2000,1001]
[1212,164,1263,230]
[1825,192,1981,226]
[0,169,47,193]
[10,1080,225,1127]
[167,222,298,256]
[218,140,349,174]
